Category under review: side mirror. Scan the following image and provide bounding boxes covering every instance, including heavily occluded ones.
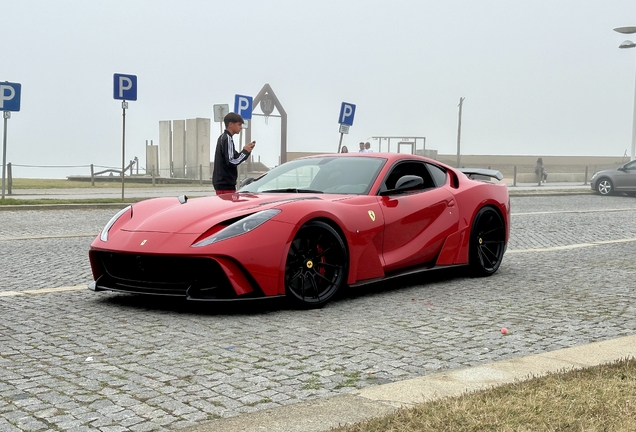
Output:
[240,177,255,187]
[395,175,424,190]
[380,175,424,195]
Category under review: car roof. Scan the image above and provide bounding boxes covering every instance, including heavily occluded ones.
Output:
[301,152,450,167]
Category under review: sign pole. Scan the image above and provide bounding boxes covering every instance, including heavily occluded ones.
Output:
[1,112,8,199]
[121,101,127,200]
[113,73,136,200]
[337,132,344,153]
[456,97,465,168]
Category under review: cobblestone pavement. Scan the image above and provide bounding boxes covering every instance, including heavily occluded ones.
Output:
[1,195,635,431]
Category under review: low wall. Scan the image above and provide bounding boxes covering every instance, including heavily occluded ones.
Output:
[511,172,588,183]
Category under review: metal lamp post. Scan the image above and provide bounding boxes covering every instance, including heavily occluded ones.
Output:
[614,26,636,161]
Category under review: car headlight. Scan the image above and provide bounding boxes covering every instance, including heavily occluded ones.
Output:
[590,172,598,181]
[100,206,131,242]
[191,209,281,247]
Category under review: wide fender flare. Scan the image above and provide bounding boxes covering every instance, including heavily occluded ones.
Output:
[273,206,385,293]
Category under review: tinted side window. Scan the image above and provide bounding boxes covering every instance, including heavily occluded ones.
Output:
[380,161,435,194]
[427,163,447,187]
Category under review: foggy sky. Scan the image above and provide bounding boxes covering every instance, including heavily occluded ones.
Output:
[3,0,636,177]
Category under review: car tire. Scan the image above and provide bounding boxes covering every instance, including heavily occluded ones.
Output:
[596,178,613,195]
[469,207,506,277]
[285,221,347,308]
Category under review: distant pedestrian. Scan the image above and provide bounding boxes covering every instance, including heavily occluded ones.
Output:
[364,142,373,153]
[534,157,548,183]
[340,146,349,153]
[212,112,255,194]
[358,142,367,153]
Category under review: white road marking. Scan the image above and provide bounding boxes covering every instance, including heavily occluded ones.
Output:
[0,285,86,298]
[0,291,24,297]
[512,207,636,216]
[2,238,635,298]
[24,285,87,294]
[508,237,636,254]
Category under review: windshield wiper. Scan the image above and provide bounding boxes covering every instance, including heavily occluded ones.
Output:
[261,188,324,194]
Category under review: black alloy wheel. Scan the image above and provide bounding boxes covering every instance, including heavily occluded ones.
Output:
[597,178,613,195]
[469,207,506,276]
[285,221,347,307]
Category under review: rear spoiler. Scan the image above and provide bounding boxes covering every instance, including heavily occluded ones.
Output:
[458,168,503,181]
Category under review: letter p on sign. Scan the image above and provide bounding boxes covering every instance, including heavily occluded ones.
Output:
[234,94,253,120]
[0,82,21,112]
[338,102,356,126]
[113,73,137,101]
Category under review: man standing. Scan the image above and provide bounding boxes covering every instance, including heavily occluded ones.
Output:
[212,112,255,194]
[358,142,367,153]
[364,142,373,152]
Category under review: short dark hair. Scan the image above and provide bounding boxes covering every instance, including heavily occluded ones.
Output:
[224,112,244,127]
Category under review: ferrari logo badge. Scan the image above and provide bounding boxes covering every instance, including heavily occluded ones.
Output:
[306,260,313,269]
[140,240,147,246]
[368,210,376,222]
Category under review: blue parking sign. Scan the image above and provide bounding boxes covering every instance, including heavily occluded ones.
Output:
[339,102,356,126]
[0,82,21,112]
[234,94,253,120]
[113,74,137,101]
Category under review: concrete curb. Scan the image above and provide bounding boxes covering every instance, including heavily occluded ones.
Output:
[508,189,594,197]
[181,334,636,432]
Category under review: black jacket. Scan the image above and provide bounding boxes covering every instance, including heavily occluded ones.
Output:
[212,130,250,190]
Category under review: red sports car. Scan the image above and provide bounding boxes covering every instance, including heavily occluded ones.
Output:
[89,153,510,307]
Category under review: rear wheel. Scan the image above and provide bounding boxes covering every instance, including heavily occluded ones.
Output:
[285,221,347,308]
[597,178,613,195]
[469,207,506,276]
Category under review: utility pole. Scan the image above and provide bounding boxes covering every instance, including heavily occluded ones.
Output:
[456,97,465,168]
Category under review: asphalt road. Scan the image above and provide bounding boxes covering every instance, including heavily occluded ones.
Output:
[1,194,635,431]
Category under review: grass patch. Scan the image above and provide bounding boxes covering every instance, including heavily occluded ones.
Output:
[333,358,636,432]
[1,178,213,205]
[302,376,323,390]
[335,372,361,389]
[0,197,140,206]
[10,178,210,189]
[245,397,272,407]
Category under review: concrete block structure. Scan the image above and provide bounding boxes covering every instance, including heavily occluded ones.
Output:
[185,119,198,179]
[172,120,186,178]
[145,142,159,177]
[157,118,211,180]
[195,118,211,181]
[158,121,172,177]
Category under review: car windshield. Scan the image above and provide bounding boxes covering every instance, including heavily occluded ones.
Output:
[239,156,387,195]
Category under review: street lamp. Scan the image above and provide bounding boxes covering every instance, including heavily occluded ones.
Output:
[614,26,636,161]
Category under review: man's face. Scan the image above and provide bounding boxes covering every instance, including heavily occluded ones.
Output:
[227,122,243,135]
[359,143,364,150]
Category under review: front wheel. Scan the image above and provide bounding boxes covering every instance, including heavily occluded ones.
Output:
[285,221,347,308]
[469,207,506,276]
[596,178,613,195]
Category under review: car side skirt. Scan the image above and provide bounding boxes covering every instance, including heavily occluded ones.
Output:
[348,263,466,288]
